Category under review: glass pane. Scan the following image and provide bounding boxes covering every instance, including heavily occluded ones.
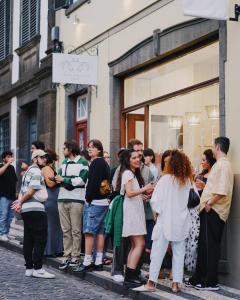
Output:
[149,84,219,169]
[77,97,87,120]
[124,42,219,108]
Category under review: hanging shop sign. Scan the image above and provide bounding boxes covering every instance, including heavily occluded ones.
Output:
[52,53,98,85]
[182,0,229,21]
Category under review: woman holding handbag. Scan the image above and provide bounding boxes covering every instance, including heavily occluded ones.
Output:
[134,150,193,293]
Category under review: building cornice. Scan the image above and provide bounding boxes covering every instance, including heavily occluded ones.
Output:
[15,35,41,56]
[0,55,13,69]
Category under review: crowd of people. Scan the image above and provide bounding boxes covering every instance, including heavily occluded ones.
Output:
[0,136,233,293]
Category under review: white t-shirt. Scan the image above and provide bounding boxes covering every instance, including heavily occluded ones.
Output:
[150,174,191,241]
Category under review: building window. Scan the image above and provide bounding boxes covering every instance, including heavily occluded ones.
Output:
[76,96,87,121]
[0,0,11,61]
[123,42,219,168]
[21,0,40,45]
[54,0,78,10]
[0,115,10,154]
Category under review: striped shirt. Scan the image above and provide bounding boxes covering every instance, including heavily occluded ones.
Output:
[20,165,46,213]
[58,155,89,203]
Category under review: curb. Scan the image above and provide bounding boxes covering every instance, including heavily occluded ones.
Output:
[0,240,166,300]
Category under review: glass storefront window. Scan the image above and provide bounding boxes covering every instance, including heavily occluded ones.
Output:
[124,42,219,108]
[122,41,220,169]
[149,84,219,168]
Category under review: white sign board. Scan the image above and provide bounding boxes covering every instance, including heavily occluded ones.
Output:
[52,53,98,85]
[182,0,229,21]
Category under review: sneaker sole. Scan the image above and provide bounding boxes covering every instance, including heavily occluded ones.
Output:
[204,287,220,291]
[32,275,55,279]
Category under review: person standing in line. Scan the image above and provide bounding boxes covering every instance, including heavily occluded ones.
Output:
[195,149,216,196]
[185,149,216,272]
[31,141,45,153]
[119,149,154,287]
[134,150,193,293]
[0,151,18,241]
[143,148,158,181]
[128,140,154,273]
[186,137,233,291]
[42,149,63,257]
[56,141,89,270]
[103,151,111,166]
[74,139,110,273]
[11,150,55,279]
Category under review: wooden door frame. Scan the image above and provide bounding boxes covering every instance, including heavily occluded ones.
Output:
[75,120,88,150]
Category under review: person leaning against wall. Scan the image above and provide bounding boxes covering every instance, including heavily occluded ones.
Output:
[186,137,234,291]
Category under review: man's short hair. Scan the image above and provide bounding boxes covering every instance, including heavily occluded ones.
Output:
[1,151,13,160]
[215,136,230,154]
[128,139,143,150]
[64,141,80,156]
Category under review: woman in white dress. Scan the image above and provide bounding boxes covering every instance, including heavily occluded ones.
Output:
[116,149,154,288]
[134,150,193,293]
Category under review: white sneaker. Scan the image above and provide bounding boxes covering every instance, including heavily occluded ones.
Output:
[25,269,33,277]
[32,268,55,279]
[0,234,9,242]
[112,274,124,283]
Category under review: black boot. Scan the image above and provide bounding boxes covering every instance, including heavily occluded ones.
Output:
[124,267,142,288]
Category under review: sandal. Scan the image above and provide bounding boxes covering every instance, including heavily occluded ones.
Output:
[133,285,156,292]
[172,283,180,293]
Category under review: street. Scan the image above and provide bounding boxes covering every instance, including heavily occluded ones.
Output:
[0,247,130,300]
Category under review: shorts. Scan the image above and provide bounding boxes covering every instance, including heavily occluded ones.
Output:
[83,204,108,235]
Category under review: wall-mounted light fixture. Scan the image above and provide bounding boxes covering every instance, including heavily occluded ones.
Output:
[168,116,183,130]
[205,105,219,120]
[73,15,80,25]
[230,4,240,21]
[186,112,201,126]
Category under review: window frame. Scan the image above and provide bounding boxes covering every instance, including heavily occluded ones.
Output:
[76,95,88,121]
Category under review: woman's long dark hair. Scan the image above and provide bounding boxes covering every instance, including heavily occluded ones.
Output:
[116,149,145,191]
[200,149,216,175]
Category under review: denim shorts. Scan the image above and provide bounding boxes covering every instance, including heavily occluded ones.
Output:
[83,204,108,235]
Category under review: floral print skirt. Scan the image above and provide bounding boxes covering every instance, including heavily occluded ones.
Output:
[185,207,200,272]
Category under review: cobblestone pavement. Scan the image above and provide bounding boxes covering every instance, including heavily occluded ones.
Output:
[0,247,130,300]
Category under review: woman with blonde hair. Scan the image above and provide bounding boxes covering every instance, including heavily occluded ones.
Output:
[134,150,193,293]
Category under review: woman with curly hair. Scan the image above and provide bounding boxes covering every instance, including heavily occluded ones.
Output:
[134,150,193,293]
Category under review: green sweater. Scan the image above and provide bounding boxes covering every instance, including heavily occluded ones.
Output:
[104,194,124,247]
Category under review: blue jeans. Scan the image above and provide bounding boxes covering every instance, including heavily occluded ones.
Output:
[0,197,14,235]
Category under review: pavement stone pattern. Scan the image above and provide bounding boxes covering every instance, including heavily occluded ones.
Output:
[5,219,240,300]
[0,247,130,300]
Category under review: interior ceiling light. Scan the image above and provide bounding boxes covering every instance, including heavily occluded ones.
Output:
[168,116,183,130]
[186,112,201,126]
[205,105,219,119]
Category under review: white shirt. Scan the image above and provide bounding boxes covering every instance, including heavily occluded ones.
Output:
[150,174,191,241]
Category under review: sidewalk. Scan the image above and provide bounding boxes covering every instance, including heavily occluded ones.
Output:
[1,221,239,300]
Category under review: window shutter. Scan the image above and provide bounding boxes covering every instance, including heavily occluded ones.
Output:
[0,116,10,154]
[21,0,40,45]
[0,0,11,61]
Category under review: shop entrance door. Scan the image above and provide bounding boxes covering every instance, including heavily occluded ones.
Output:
[75,121,87,151]
[127,114,144,143]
